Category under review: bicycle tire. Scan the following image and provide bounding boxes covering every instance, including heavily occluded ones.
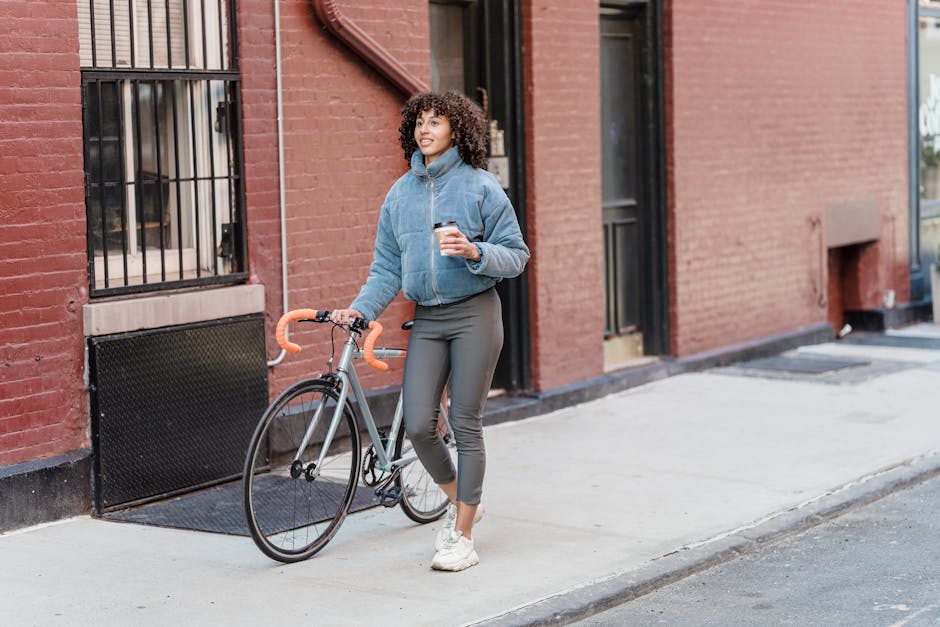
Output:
[395,407,455,523]
[243,378,360,563]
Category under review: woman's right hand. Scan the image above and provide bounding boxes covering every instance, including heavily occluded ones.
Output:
[330,308,363,326]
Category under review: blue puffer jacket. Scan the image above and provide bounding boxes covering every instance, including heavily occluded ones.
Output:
[350,146,530,321]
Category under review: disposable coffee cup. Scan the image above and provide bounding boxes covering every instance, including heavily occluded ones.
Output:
[433,221,459,256]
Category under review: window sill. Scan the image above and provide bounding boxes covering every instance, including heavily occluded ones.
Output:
[83,284,265,337]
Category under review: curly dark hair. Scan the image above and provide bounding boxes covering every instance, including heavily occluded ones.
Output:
[399,91,488,169]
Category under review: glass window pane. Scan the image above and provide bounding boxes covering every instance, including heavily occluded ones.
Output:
[430,3,465,93]
[601,24,638,204]
[85,81,125,258]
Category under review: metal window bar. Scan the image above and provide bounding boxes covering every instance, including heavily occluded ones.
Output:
[94,81,110,285]
[88,76,244,291]
[163,0,173,69]
[145,0,154,69]
[187,80,203,277]
[85,74,244,295]
[150,80,165,280]
[204,79,219,272]
[117,82,130,281]
[168,79,184,278]
[199,0,208,70]
[216,0,224,70]
[222,82,234,270]
[107,0,116,67]
[88,0,97,67]
[181,0,190,68]
[80,0,244,296]
[131,78,147,282]
[230,79,247,266]
[127,0,136,69]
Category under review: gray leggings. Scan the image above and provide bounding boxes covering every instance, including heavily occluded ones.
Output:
[402,288,503,505]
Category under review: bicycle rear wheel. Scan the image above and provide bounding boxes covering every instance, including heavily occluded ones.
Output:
[243,379,360,562]
[395,407,456,523]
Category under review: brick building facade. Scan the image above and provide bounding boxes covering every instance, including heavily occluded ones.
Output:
[0,0,921,530]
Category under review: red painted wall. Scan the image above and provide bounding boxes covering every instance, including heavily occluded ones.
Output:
[0,1,89,466]
[666,1,909,356]
[522,0,605,391]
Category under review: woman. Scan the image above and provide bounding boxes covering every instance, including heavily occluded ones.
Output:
[331,91,529,571]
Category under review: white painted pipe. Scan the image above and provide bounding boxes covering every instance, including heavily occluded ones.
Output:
[267,0,289,367]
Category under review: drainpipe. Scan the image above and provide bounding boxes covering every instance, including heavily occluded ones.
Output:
[267,0,291,367]
[311,0,429,96]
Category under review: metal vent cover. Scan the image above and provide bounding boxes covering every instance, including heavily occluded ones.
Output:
[88,315,268,512]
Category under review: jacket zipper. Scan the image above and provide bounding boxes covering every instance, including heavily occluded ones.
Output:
[429,176,443,305]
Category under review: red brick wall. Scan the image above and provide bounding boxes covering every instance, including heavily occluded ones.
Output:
[264,0,431,392]
[522,0,605,391]
[0,1,88,465]
[667,1,909,356]
[0,0,915,473]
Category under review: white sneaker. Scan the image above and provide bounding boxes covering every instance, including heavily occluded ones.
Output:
[435,503,485,551]
[431,531,479,571]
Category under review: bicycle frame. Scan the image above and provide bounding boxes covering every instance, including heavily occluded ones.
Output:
[294,326,444,482]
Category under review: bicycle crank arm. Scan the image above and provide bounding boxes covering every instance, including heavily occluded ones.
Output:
[373,466,403,506]
[375,485,403,508]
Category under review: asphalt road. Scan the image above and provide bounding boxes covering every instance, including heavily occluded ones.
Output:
[572,473,940,626]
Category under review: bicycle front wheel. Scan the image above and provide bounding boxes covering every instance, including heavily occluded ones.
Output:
[395,408,455,523]
[243,379,360,562]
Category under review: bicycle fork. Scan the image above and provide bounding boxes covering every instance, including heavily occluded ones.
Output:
[291,341,359,481]
[289,379,350,481]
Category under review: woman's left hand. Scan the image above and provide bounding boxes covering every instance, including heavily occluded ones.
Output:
[440,230,481,262]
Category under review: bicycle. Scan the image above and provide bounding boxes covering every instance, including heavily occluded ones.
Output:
[242,309,456,563]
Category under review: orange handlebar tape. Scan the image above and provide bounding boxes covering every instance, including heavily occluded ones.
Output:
[363,321,389,372]
[275,308,321,354]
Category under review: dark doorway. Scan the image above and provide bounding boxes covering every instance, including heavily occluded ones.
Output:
[600,2,667,365]
[430,0,530,391]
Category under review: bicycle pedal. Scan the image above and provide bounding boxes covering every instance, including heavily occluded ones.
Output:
[375,485,403,507]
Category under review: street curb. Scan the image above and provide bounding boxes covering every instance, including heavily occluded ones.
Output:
[469,450,940,627]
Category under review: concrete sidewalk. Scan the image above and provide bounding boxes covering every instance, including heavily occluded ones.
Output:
[3,324,940,626]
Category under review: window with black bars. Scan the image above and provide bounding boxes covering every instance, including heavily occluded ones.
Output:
[79,0,246,295]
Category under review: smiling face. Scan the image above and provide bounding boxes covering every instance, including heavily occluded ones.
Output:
[413,109,454,166]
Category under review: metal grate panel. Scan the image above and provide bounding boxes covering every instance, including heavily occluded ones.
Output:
[89,315,268,512]
[101,478,379,535]
[737,354,870,374]
[712,351,917,385]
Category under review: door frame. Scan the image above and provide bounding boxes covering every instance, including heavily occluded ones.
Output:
[483,0,530,390]
[429,0,531,390]
[601,0,668,356]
